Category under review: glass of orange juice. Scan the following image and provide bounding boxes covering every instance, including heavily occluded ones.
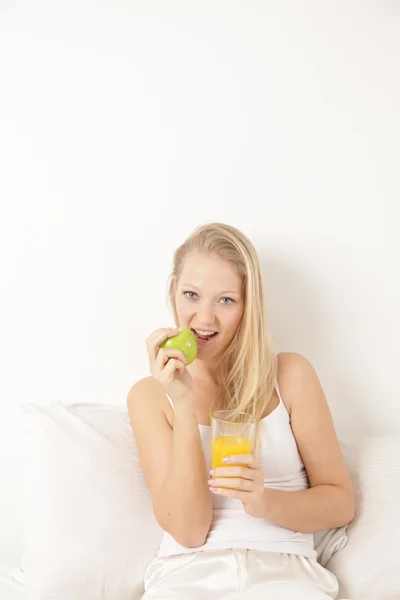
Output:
[211,410,257,469]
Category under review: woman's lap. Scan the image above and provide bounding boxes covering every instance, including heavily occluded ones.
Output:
[141,549,339,600]
[221,582,336,599]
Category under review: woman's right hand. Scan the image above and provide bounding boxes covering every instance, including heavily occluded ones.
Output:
[145,327,194,404]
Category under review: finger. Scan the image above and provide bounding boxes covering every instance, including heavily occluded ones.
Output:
[175,358,186,376]
[149,327,180,352]
[156,348,187,370]
[209,487,250,501]
[163,358,185,382]
[145,328,179,362]
[146,328,179,363]
[145,327,179,348]
[208,477,253,491]
[209,466,256,480]
[221,455,260,469]
[176,362,185,376]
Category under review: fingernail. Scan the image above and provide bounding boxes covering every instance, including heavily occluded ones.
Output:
[208,479,215,485]
[209,469,215,475]
[223,457,232,463]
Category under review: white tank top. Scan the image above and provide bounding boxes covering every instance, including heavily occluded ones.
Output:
[157,383,316,561]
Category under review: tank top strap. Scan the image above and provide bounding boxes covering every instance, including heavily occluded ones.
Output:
[274,379,290,420]
[275,379,283,405]
[166,393,175,412]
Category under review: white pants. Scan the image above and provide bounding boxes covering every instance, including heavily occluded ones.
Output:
[142,549,341,600]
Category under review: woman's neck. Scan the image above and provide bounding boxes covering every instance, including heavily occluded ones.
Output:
[187,362,218,385]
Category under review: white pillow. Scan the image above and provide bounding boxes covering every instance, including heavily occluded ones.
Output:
[327,436,400,600]
[21,402,162,600]
[20,401,351,599]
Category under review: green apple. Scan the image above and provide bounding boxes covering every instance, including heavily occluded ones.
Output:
[161,328,198,365]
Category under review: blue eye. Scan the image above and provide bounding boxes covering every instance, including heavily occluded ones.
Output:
[183,291,234,304]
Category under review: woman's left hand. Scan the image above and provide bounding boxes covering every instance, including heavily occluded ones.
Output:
[208,455,266,519]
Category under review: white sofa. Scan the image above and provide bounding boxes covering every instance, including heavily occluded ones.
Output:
[1,401,399,600]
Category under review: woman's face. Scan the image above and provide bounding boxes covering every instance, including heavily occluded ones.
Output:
[173,252,245,360]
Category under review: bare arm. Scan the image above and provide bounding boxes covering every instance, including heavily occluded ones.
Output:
[263,485,353,533]
[262,353,355,532]
[127,327,212,547]
[128,379,212,547]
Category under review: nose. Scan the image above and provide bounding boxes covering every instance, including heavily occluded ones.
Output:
[195,300,217,329]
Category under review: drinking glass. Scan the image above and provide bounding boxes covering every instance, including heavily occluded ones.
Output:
[211,410,257,469]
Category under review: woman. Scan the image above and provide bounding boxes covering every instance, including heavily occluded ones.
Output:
[127,222,354,600]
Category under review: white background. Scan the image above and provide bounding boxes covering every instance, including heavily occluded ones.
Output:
[0,0,399,565]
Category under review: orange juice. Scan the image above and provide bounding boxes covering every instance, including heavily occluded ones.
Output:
[211,435,253,469]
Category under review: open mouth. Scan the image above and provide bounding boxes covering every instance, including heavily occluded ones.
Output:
[191,328,219,342]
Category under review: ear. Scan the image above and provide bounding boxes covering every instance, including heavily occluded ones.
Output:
[171,274,177,295]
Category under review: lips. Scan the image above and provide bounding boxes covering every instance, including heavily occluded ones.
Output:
[191,328,219,343]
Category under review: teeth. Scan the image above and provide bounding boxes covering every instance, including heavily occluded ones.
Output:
[194,329,217,336]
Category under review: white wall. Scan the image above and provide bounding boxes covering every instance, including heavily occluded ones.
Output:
[1,0,399,565]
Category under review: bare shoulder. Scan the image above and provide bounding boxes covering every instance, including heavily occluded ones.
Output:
[127,375,163,412]
[127,375,160,404]
[126,376,173,425]
[277,352,322,413]
[277,351,313,373]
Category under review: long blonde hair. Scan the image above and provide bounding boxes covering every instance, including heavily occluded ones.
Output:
[168,222,277,421]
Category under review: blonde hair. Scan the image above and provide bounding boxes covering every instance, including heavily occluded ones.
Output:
[168,222,277,421]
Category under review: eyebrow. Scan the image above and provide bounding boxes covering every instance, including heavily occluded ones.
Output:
[181,283,241,295]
